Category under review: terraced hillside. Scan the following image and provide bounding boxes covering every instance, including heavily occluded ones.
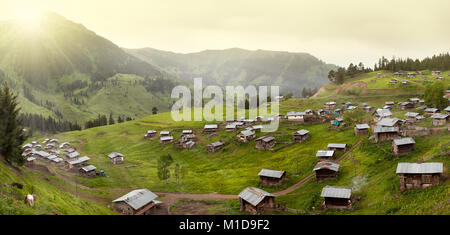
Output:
[20,91,449,215]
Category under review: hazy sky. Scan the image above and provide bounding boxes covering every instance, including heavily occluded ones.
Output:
[2,0,450,67]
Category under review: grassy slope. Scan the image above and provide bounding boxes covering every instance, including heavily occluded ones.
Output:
[28,92,449,215]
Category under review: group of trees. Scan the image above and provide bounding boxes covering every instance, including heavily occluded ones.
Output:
[84,113,134,129]
[301,87,319,98]
[328,62,372,84]
[424,81,449,109]
[157,154,187,184]
[374,53,450,72]
[21,113,82,134]
[0,83,26,165]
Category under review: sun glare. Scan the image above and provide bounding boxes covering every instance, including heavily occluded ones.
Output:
[13,7,44,33]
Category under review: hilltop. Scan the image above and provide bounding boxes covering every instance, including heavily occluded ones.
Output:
[125,47,337,96]
[17,81,449,214]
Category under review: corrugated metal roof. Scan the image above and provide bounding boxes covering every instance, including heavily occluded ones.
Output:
[320,186,352,199]
[374,126,399,133]
[146,130,156,134]
[238,187,274,206]
[26,157,36,162]
[327,143,346,149]
[286,111,306,116]
[255,136,274,142]
[160,136,174,141]
[113,189,158,210]
[396,162,443,174]
[240,130,255,137]
[316,150,334,157]
[67,151,80,159]
[108,152,124,159]
[355,124,370,129]
[393,137,415,146]
[226,124,236,129]
[377,118,399,127]
[68,156,90,165]
[52,157,63,163]
[405,112,419,117]
[160,131,170,135]
[313,161,340,172]
[204,124,218,129]
[81,165,96,172]
[424,108,439,112]
[252,125,263,129]
[294,129,309,135]
[385,101,394,105]
[325,101,336,105]
[208,141,223,147]
[258,169,284,178]
[182,130,193,134]
[431,113,449,119]
[376,109,392,117]
[444,106,450,112]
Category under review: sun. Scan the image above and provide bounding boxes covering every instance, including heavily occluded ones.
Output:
[13,7,44,33]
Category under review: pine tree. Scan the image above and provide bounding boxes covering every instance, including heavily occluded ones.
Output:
[0,82,27,165]
[109,112,115,125]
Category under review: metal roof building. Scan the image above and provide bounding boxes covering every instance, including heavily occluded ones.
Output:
[238,187,274,207]
[355,124,370,129]
[258,169,284,178]
[327,143,346,149]
[377,118,400,127]
[294,129,309,135]
[393,137,415,146]
[81,165,96,172]
[204,124,218,129]
[320,186,352,199]
[373,126,399,133]
[113,189,159,210]
[396,162,443,174]
[313,161,340,172]
[108,152,124,159]
[316,150,335,157]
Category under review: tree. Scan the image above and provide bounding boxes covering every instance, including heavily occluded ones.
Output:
[424,81,448,109]
[109,112,115,125]
[152,107,158,115]
[343,108,366,126]
[0,82,27,165]
[157,154,174,182]
[174,163,180,184]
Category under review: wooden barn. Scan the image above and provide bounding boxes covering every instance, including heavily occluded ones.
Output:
[113,189,161,215]
[405,112,419,123]
[182,140,196,150]
[375,109,392,119]
[292,129,310,143]
[181,130,193,136]
[377,118,401,127]
[237,130,256,143]
[316,150,335,161]
[258,169,286,186]
[239,187,276,215]
[80,165,97,177]
[286,111,306,122]
[180,134,197,143]
[160,136,174,145]
[65,156,90,169]
[385,101,395,108]
[445,106,450,115]
[159,131,170,137]
[324,101,337,111]
[392,138,416,156]
[207,141,224,153]
[108,152,124,164]
[320,186,352,209]
[431,113,449,126]
[374,126,399,142]
[25,157,36,167]
[396,162,443,191]
[226,124,237,132]
[59,142,71,149]
[65,151,80,160]
[363,106,374,113]
[255,136,275,150]
[398,102,414,110]
[144,130,156,139]
[424,108,440,116]
[333,109,344,116]
[203,124,218,133]
[354,124,370,136]
[313,161,340,182]
[327,143,346,152]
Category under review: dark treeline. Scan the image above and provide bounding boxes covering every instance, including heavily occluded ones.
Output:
[328,62,373,84]
[301,87,319,98]
[21,113,82,134]
[374,53,450,71]
[84,114,134,129]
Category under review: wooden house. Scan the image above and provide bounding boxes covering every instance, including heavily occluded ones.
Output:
[333,109,344,116]
[239,187,276,215]
[331,118,344,127]
[45,143,56,151]
[234,121,245,128]
[181,130,193,136]
[255,136,275,150]
[424,108,440,116]
[182,140,196,150]
[314,161,340,182]
[159,131,170,137]
[203,124,218,133]
[25,157,36,167]
[108,152,124,164]
[226,124,237,132]
[160,136,174,145]
[65,151,80,160]
[385,101,395,108]
[324,102,337,111]
[286,111,306,122]
[51,157,64,165]
[258,169,286,186]
[112,189,161,215]
[354,124,370,136]
[327,143,346,152]
[377,118,401,128]
[401,80,409,85]
[431,113,449,126]
[398,102,414,110]
[407,72,417,78]
[59,142,71,149]
[392,138,416,156]
[431,71,441,76]
[404,112,419,123]
[363,106,374,113]
[144,130,157,139]
[444,106,450,114]
[207,141,224,153]
[374,126,399,142]
[317,109,328,116]
[237,130,256,143]
[389,78,398,84]
[292,129,310,143]
[316,150,335,161]
[320,186,352,209]
[180,134,197,143]
[65,156,90,169]
[80,165,97,177]
[375,109,392,119]
[396,162,443,191]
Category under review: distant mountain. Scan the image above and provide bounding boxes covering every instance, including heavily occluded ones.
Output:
[0,13,178,123]
[125,47,337,96]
